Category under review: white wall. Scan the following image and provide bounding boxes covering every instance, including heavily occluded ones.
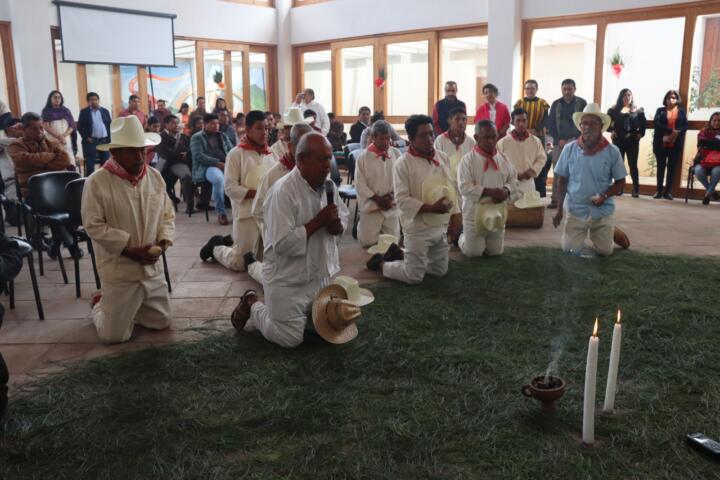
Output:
[521,0,699,19]
[289,0,489,45]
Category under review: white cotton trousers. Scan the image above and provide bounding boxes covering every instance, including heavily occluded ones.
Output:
[92,274,171,343]
[213,217,260,272]
[458,217,505,258]
[247,261,264,285]
[382,227,448,285]
[561,213,614,256]
[357,211,401,248]
[245,277,330,348]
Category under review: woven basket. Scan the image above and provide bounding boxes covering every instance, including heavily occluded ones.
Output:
[506,204,544,229]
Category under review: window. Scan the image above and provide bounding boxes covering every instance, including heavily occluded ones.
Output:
[386,40,428,116]
[204,49,225,110]
[231,51,244,113]
[689,14,720,121]
[53,38,81,117]
[146,39,197,114]
[530,26,596,103]
[302,50,332,112]
[119,65,139,109]
[601,18,685,113]
[441,36,488,116]
[250,52,268,111]
[85,65,115,115]
[340,46,373,116]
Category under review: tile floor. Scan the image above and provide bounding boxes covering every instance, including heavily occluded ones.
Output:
[1,194,718,394]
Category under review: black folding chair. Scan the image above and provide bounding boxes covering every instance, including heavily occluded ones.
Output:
[65,178,101,298]
[5,236,44,320]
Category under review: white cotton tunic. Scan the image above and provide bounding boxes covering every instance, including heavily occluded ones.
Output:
[433,132,476,183]
[224,146,276,220]
[497,134,547,193]
[457,149,518,222]
[261,167,349,287]
[81,167,175,283]
[354,146,401,215]
[270,139,288,161]
[393,150,460,234]
[251,161,293,226]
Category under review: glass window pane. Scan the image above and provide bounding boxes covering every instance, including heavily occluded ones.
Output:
[681,129,701,187]
[231,51,244,114]
[441,36,488,116]
[250,52,268,111]
[0,31,8,110]
[146,40,196,115]
[119,65,138,109]
[303,50,332,112]
[602,18,684,112]
[204,49,225,109]
[85,64,115,115]
[341,46,373,116]
[387,40,428,116]
[53,39,81,118]
[689,14,720,121]
[531,26,596,103]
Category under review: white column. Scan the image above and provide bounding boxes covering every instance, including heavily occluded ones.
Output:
[487,0,522,105]
[275,0,292,112]
[8,0,55,113]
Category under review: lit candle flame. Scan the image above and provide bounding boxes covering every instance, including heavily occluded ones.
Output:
[616,309,622,324]
[593,318,599,337]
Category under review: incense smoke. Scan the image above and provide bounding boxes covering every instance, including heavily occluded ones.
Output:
[544,336,565,384]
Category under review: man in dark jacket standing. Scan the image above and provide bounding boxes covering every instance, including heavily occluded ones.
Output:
[431,81,467,134]
[77,92,112,176]
[156,115,193,214]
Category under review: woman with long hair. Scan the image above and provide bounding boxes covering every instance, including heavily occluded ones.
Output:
[652,89,688,200]
[694,111,720,204]
[607,88,646,197]
[213,97,228,114]
[41,90,76,163]
[179,102,191,136]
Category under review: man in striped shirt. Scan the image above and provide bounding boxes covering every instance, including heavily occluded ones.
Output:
[514,79,551,197]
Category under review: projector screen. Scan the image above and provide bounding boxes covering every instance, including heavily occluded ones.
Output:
[56,1,176,67]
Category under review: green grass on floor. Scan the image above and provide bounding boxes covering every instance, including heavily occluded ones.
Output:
[1,247,720,479]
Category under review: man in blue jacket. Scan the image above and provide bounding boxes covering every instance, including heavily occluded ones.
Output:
[77,92,112,176]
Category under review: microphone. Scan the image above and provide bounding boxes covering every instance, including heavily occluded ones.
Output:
[325,179,335,205]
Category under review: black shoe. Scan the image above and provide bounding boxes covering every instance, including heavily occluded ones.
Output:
[243,252,257,271]
[383,243,404,262]
[663,192,673,200]
[631,187,639,198]
[547,201,557,209]
[366,253,383,272]
[200,235,225,261]
[653,191,663,199]
[222,235,234,247]
[47,243,60,261]
[69,246,84,259]
[170,195,181,206]
[703,194,711,205]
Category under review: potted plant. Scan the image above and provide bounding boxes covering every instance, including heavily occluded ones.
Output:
[609,48,624,79]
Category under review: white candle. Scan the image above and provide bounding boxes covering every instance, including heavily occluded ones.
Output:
[603,309,623,412]
[582,318,600,445]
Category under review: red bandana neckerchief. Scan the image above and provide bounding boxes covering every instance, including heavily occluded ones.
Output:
[510,129,529,142]
[368,143,389,160]
[473,145,499,172]
[239,140,271,156]
[409,146,439,166]
[577,136,610,156]
[104,158,147,186]
[279,153,295,170]
[443,130,466,150]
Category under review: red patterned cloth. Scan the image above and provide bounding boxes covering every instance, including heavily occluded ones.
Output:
[409,146,439,166]
[473,145,499,171]
[239,141,271,155]
[103,158,147,186]
[577,136,610,156]
[510,129,529,142]
[443,130,467,150]
[368,143,389,160]
[279,153,295,170]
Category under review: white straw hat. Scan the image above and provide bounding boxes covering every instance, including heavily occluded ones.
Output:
[283,107,314,126]
[421,175,456,227]
[475,202,508,235]
[514,191,545,209]
[367,234,399,255]
[312,285,361,344]
[572,103,612,132]
[333,276,374,307]
[97,115,160,151]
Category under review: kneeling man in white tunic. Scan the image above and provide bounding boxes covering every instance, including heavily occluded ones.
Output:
[82,116,175,343]
[355,120,401,247]
[230,133,349,348]
[457,120,518,257]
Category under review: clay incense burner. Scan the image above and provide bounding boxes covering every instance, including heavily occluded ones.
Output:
[521,375,566,414]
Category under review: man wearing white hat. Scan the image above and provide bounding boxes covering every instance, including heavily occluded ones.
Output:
[457,120,518,257]
[497,108,547,197]
[200,110,275,271]
[367,115,460,284]
[244,122,314,284]
[355,120,401,248]
[82,115,175,343]
[229,133,349,348]
[269,107,312,161]
[552,103,628,255]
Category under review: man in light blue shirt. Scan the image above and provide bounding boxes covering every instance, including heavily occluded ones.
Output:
[552,104,628,255]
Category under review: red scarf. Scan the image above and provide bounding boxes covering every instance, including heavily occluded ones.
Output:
[279,153,295,170]
[409,146,439,166]
[577,136,610,156]
[443,130,466,150]
[368,143,389,160]
[510,129,529,142]
[473,145,499,171]
[104,158,147,186]
[239,140,271,155]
